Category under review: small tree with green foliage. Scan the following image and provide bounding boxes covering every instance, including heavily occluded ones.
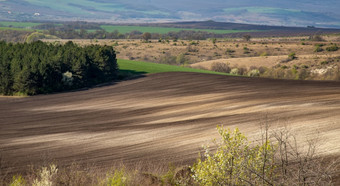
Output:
[192,126,276,186]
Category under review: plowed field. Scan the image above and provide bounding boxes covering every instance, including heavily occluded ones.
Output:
[1,72,340,174]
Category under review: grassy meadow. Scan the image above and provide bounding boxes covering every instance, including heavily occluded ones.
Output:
[117,59,229,76]
[0,21,41,28]
[101,25,257,34]
[0,21,258,34]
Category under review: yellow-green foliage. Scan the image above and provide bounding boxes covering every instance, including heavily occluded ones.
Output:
[9,175,26,186]
[25,32,59,43]
[260,52,268,56]
[33,164,58,186]
[105,169,128,186]
[161,164,176,185]
[230,68,239,75]
[191,126,276,186]
[247,69,260,77]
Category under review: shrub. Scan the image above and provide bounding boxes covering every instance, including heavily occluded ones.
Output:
[230,68,239,75]
[142,32,151,42]
[176,53,189,65]
[281,52,297,63]
[112,41,119,46]
[315,43,325,47]
[186,46,199,52]
[302,65,309,69]
[33,164,58,186]
[25,32,59,43]
[211,62,231,73]
[105,169,128,186]
[192,126,275,185]
[243,34,251,41]
[192,125,340,186]
[288,52,297,60]
[243,47,250,54]
[321,61,329,65]
[258,66,267,74]
[211,38,217,45]
[281,65,288,69]
[326,44,339,52]
[297,68,310,80]
[238,66,247,75]
[247,69,260,77]
[189,41,199,46]
[314,46,323,52]
[9,176,26,186]
[159,54,176,65]
[309,35,324,41]
[260,52,268,56]
[225,48,235,55]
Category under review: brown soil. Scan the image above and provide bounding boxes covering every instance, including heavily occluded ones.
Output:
[1,72,340,176]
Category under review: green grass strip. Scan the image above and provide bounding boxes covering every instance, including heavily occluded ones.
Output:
[101,25,259,34]
[0,21,41,28]
[117,59,228,75]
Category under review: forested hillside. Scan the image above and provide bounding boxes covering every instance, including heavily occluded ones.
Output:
[0,41,118,95]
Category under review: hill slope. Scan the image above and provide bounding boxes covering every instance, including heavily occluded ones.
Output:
[1,0,340,28]
[1,72,340,174]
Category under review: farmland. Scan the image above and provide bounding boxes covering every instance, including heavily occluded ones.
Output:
[0,26,37,31]
[0,21,40,28]
[100,25,257,34]
[1,72,340,184]
[0,21,258,34]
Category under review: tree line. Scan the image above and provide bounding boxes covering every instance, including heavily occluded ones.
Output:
[0,41,118,95]
[30,22,232,40]
[40,28,215,40]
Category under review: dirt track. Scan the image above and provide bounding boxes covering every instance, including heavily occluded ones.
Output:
[1,72,340,174]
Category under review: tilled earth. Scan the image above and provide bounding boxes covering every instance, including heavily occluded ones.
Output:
[1,72,340,175]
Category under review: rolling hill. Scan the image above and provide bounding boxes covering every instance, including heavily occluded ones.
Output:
[1,72,340,176]
[1,0,340,28]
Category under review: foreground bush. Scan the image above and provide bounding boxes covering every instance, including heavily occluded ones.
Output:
[192,125,339,185]
[192,126,275,185]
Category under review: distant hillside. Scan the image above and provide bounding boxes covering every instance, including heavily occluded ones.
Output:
[149,20,335,31]
[137,21,340,37]
[1,0,340,28]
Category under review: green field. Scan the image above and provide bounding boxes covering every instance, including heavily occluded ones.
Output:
[101,25,257,34]
[25,0,126,15]
[117,59,228,75]
[0,21,41,28]
[0,27,38,31]
[0,21,258,34]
